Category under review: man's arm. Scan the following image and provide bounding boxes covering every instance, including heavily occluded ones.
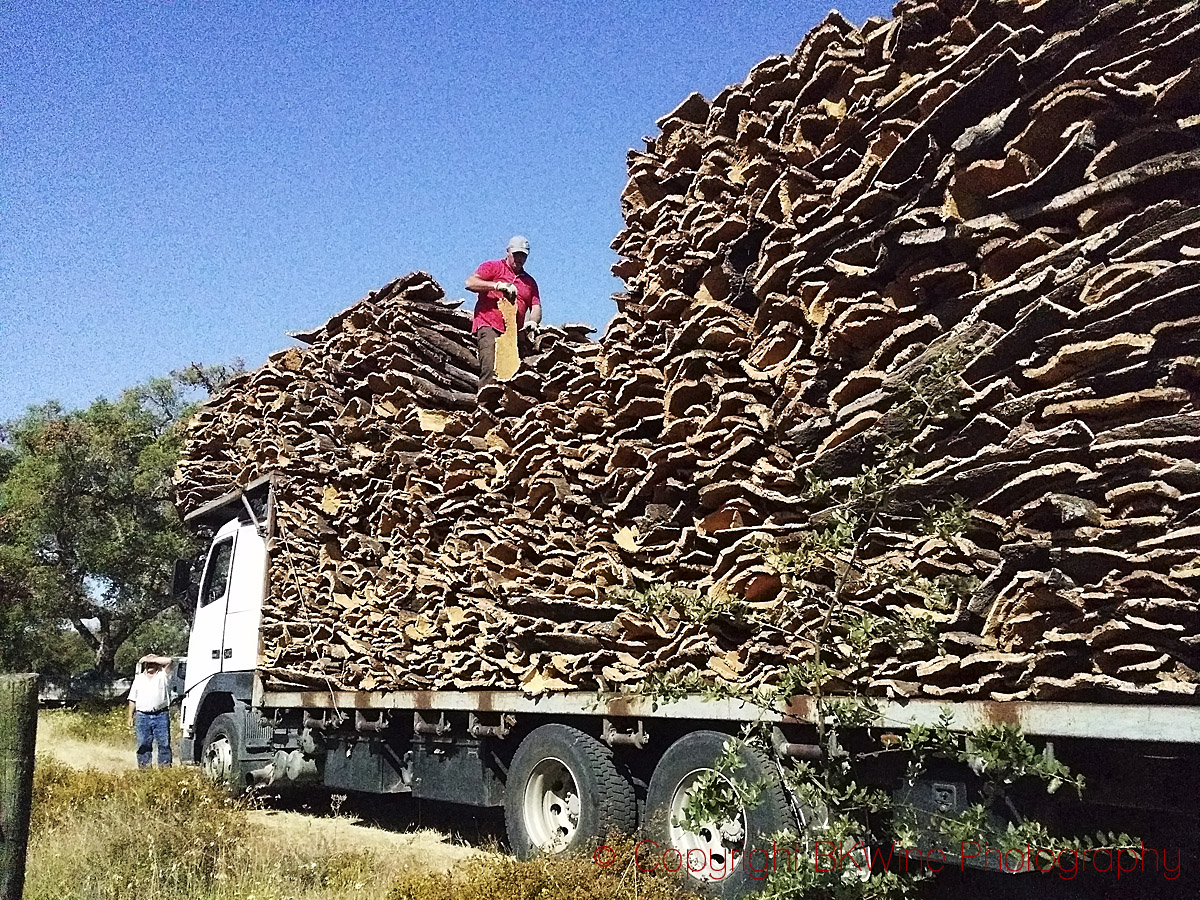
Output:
[466,261,496,294]
[466,274,517,299]
[526,280,543,327]
[466,262,516,297]
[466,273,502,294]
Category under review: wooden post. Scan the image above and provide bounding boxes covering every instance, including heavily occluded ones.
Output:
[0,675,37,900]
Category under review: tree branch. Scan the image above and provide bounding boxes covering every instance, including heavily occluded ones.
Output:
[71,617,100,653]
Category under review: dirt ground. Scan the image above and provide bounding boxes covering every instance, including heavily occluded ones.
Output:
[35,710,484,873]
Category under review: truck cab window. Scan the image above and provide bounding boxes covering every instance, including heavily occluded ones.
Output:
[199,539,234,608]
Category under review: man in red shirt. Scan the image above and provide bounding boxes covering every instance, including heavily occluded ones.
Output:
[465,235,542,388]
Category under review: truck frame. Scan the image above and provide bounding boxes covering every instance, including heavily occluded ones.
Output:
[175,476,1200,894]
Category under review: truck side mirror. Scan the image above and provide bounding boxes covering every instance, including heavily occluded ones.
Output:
[169,659,187,703]
[172,558,198,620]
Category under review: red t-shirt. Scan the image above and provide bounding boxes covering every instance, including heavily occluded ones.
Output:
[471,259,540,333]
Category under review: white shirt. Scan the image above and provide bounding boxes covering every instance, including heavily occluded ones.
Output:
[128,669,170,713]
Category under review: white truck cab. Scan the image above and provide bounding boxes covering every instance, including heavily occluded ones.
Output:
[175,476,273,773]
[180,516,265,739]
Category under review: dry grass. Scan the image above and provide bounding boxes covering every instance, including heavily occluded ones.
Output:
[26,758,440,900]
[386,836,701,900]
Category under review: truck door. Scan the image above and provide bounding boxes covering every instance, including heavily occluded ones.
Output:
[223,521,266,671]
[181,521,237,731]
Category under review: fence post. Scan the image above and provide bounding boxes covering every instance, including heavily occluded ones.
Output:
[0,675,37,900]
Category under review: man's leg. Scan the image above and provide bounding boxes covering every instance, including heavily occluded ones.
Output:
[154,711,173,766]
[134,714,153,768]
[475,326,497,389]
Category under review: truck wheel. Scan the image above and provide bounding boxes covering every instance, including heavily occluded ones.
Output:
[644,730,794,896]
[505,724,636,858]
[201,712,247,791]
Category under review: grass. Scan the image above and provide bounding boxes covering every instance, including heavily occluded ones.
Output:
[48,703,132,746]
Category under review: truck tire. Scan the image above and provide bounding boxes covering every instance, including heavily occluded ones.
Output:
[505,724,636,858]
[643,730,794,897]
[200,712,248,792]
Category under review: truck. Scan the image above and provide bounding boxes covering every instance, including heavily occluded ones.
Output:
[175,474,1200,895]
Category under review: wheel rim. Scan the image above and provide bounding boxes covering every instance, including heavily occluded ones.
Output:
[523,756,581,852]
[668,768,747,882]
[202,734,233,783]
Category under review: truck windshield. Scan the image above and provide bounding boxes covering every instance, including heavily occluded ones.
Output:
[199,538,234,608]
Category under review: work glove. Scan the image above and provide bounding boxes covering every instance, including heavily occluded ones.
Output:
[495,282,518,299]
[524,320,540,336]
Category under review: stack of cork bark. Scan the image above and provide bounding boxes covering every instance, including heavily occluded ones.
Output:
[175,0,1200,702]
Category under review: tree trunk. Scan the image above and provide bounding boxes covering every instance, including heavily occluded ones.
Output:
[73,610,118,676]
[0,674,37,900]
[93,632,117,676]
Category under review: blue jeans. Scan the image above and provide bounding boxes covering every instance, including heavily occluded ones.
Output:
[135,710,173,767]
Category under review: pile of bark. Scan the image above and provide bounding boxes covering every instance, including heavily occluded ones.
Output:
[175,0,1200,702]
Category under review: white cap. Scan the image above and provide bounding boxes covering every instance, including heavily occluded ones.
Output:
[506,235,530,255]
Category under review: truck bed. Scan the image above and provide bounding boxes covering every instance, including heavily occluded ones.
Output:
[253,682,1200,744]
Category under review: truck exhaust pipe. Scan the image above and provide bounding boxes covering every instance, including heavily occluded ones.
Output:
[249,749,321,787]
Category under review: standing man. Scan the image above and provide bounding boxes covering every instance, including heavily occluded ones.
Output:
[127,653,174,768]
[465,235,542,388]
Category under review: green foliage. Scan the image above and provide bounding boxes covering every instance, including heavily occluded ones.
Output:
[919,496,971,540]
[876,341,974,465]
[746,708,1109,900]
[681,587,749,623]
[0,364,237,674]
[642,669,745,707]
[758,343,984,706]
[759,837,924,900]
[0,556,93,676]
[964,724,1084,795]
[609,582,695,617]
[173,360,247,395]
[770,662,826,702]
[115,605,189,673]
[636,342,1121,898]
[677,737,764,834]
[802,469,832,501]
[764,519,855,581]
[903,573,979,614]
[609,581,748,625]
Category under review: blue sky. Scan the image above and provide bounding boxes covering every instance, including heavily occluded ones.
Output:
[1,1,892,421]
